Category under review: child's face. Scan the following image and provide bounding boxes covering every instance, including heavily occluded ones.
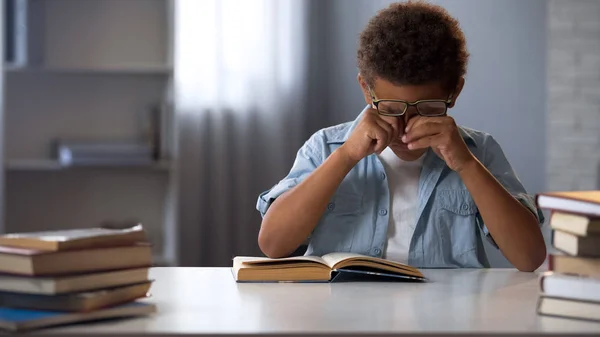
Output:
[360,77,460,161]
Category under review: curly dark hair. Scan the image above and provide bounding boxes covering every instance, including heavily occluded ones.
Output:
[357,1,469,91]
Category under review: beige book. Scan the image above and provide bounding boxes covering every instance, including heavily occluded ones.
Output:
[538,296,600,322]
[539,272,600,303]
[550,212,600,237]
[0,268,149,295]
[553,230,600,257]
[0,244,152,276]
[0,225,146,251]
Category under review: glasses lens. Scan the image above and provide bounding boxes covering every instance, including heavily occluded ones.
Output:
[417,101,447,116]
[378,101,407,115]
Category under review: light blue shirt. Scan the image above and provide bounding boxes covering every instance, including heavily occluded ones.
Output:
[256,107,544,268]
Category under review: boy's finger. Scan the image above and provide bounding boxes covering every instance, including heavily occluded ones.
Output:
[404,123,444,143]
[367,127,390,153]
[376,115,400,138]
[407,135,443,150]
[375,118,394,143]
[405,115,424,133]
[406,115,447,133]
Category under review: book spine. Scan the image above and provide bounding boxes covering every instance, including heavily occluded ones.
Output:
[539,273,545,293]
[12,0,28,66]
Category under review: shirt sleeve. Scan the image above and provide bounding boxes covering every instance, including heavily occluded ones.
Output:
[477,135,545,248]
[256,136,323,218]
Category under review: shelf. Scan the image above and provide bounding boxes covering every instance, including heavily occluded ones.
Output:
[6,159,171,171]
[4,64,173,75]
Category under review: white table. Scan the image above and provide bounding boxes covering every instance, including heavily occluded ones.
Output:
[39,267,600,336]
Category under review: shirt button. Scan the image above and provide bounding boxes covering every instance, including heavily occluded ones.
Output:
[461,203,469,211]
[380,172,386,180]
[379,209,388,216]
[327,203,335,211]
[373,248,381,255]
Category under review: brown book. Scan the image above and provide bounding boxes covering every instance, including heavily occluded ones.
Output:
[550,212,600,237]
[0,281,152,312]
[0,225,146,252]
[0,268,149,295]
[536,190,600,217]
[233,252,425,282]
[0,244,152,276]
[553,230,600,257]
[549,254,600,279]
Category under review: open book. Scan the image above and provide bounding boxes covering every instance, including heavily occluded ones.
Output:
[232,252,426,282]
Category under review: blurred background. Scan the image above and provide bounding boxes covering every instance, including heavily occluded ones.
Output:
[0,0,597,268]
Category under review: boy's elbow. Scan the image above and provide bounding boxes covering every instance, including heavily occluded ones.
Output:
[257,226,289,259]
[515,244,547,272]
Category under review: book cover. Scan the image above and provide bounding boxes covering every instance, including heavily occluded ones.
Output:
[536,190,600,216]
[539,272,600,303]
[0,281,153,312]
[0,225,147,251]
[0,301,156,331]
[0,244,153,276]
[548,254,600,279]
[0,267,150,295]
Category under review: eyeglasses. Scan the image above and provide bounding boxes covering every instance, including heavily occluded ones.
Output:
[368,86,453,117]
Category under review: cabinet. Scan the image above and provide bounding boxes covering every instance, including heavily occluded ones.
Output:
[1,0,177,265]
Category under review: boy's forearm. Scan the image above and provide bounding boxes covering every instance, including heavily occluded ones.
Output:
[458,158,546,272]
[258,146,358,258]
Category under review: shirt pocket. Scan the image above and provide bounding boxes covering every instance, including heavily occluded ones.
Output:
[311,191,362,253]
[434,189,479,260]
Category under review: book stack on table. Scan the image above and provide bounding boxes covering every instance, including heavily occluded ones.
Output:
[536,190,600,322]
[0,225,156,332]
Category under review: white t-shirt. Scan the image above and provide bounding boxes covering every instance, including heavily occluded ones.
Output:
[377,147,424,264]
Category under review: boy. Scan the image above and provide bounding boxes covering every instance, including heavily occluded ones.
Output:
[256,1,546,271]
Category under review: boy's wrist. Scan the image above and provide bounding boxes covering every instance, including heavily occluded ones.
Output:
[456,156,482,179]
[335,145,361,171]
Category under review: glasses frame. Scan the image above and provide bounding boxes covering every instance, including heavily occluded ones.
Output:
[368,86,453,117]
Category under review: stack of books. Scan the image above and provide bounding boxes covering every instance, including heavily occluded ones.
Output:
[0,225,156,331]
[536,190,600,322]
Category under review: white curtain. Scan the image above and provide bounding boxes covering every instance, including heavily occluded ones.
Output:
[173,0,309,266]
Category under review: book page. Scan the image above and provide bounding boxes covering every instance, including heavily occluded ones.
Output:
[321,252,370,268]
[321,252,418,272]
[233,255,327,266]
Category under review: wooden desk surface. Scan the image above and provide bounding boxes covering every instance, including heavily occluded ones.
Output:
[39,267,600,336]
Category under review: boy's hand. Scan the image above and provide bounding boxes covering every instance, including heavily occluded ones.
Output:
[339,108,399,163]
[402,116,475,172]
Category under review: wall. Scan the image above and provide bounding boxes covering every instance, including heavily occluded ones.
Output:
[547,0,600,191]
[321,0,548,267]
